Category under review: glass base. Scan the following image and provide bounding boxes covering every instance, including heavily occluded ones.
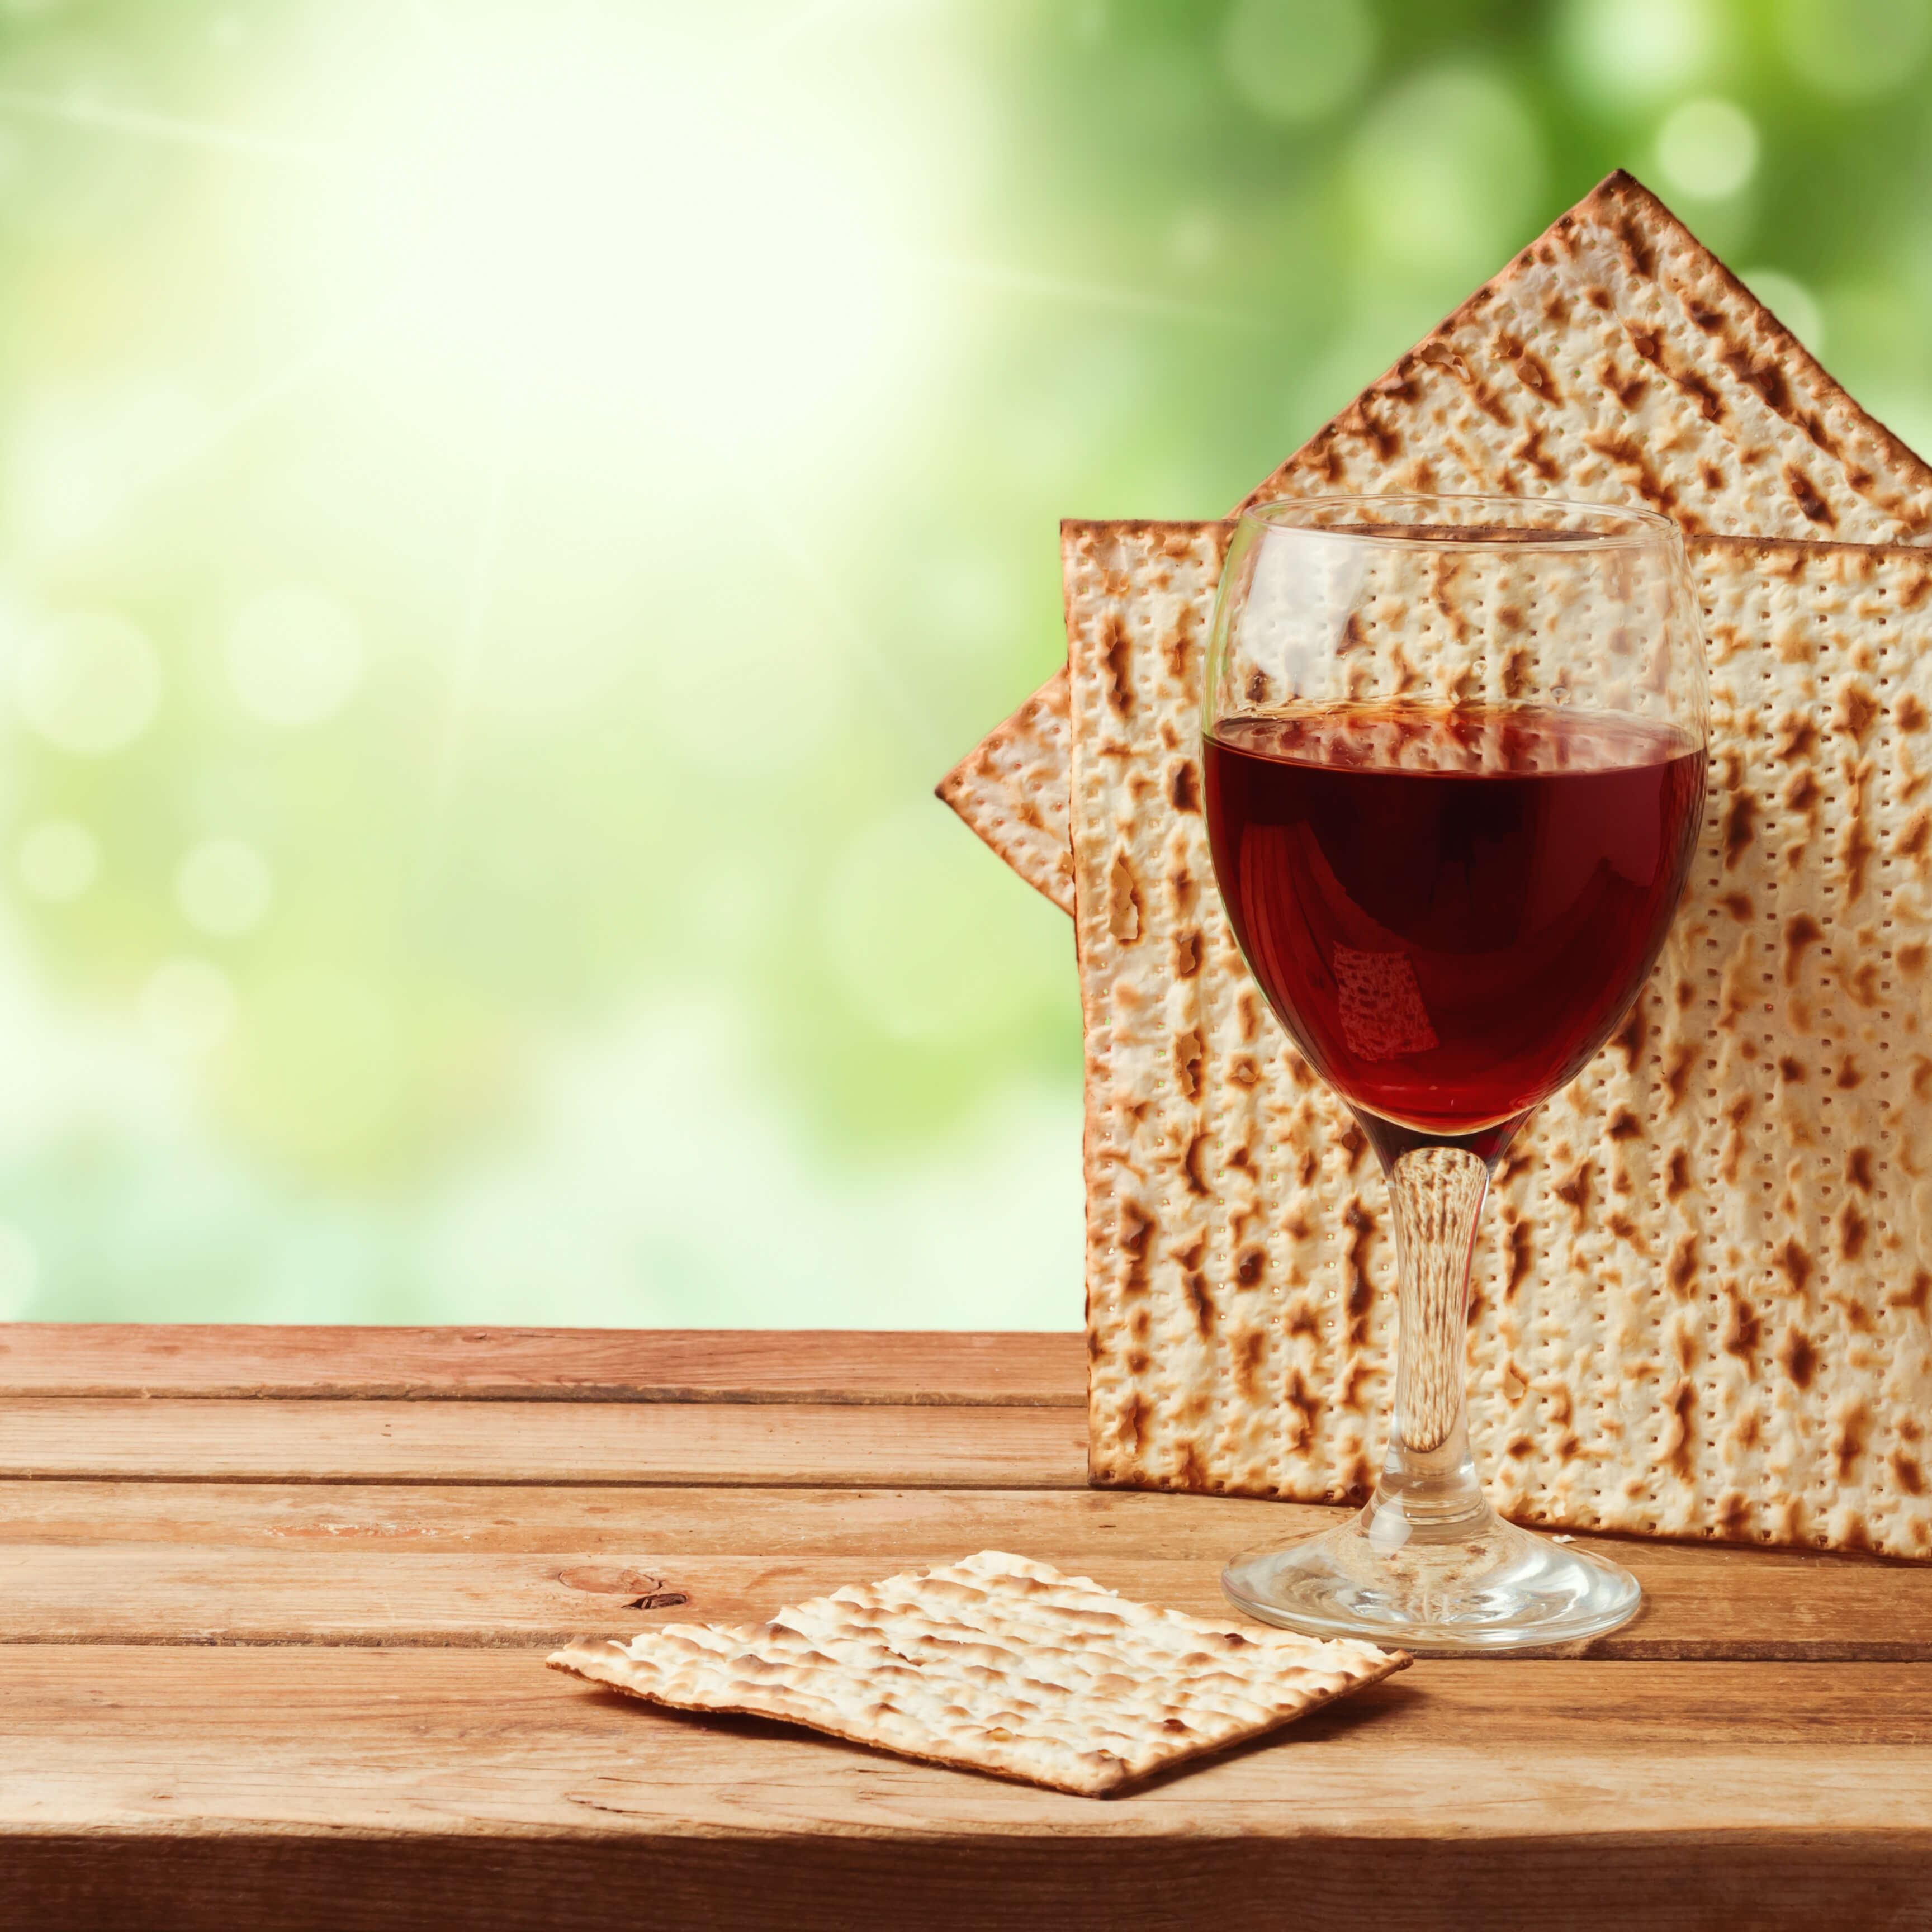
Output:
[1222,1499,1641,1653]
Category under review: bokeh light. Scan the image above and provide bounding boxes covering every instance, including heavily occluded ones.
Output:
[1654,99,1759,202]
[1347,69,1545,291]
[0,2,1925,1330]
[17,818,98,902]
[1777,0,1932,100]
[1220,0,1378,125]
[1554,0,1725,107]
[176,838,273,937]
[226,586,363,728]
[17,612,159,755]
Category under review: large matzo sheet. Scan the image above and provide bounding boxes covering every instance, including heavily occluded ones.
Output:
[1069,520,1932,1560]
[939,169,1932,915]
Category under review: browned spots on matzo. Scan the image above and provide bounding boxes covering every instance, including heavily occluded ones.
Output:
[1836,1201,1871,1262]
[1778,1325,1820,1391]
[1511,345,1557,399]
[1611,996,1647,1066]
[1662,1043,1696,1107]
[1838,759,1877,899]
[1511,424,1559,480]
[1774,713,1819,761]
[1835,683,1881,743]
[1834,1403,1871,1483]
[1597,357,1650,411]
[1352,398,1402,463]
[1603,194,1655,274]
[1233,1327,1265,1401]
[1173,1029,1202,1100]
[1102,615,1133,716]
[1667,1235,1697,1297]
[1724,346,1790,413]
[1108,853,1143,944]
[1783,462,1836,527]
[1182,1133,1210,1199]
[1167,760,1199,813]
[1280,1368,1323,1449]
[1661,1382,1696,1481]
[1774,1237,1813,1297]
[1342,1199,1374,1346]
[1554,1158,1595,1226]
[1722,788,1757,867]
[1721,1291,1761,1366]
[1162,610,1197,684]
[1503,1218,1533,1301]
[1584,428,1679,518]
[1890,1270,1932,1316]
[1415,338,1471,382]
[1783,913,1824,984]
[1117,1200,1152,1292]
[1185,1268,1213,1341]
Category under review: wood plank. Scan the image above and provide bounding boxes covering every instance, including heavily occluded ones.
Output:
[0,1324,1086,1404]
[2,1647,1928,1930]
[3,1486,1928,1659]
[4,1540,1930,1658]
[1,1481,1297,1555]
[0,1400,1088,1487]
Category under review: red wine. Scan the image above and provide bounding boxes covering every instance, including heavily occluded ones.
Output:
[1203,704,1704,1134]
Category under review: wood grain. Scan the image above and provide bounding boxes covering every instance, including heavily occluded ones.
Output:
[0,1479,1309,1555]
[0,1324,1086,1404]
[5,1536,1930,1658]
[0,1399,1088,1487]
[12,1325,1932,1927]
[2,1482,1929,1658]
[2,1647,1928,1930]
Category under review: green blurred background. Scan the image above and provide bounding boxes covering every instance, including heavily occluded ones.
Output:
[0,0,1926,1328]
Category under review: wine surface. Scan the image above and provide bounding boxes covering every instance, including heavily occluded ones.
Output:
[1202,704,1705,1134]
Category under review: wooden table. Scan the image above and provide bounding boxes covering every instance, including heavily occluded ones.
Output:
[3,1325,1930,1929]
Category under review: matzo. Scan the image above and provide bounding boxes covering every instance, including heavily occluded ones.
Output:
[938,169,1932,913]
[1070,519,1932,1561]
[547,1549,1407,1797]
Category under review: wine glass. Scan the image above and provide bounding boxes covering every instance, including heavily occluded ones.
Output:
[1202,494,1708,1650]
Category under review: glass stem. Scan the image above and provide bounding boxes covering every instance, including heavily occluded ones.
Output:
[1355,1111,1521,1544]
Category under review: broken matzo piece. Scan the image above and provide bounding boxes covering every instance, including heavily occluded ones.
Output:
[1068,519,1932,1561]
[939,169,1932,914]
[547,1549,1407,1797]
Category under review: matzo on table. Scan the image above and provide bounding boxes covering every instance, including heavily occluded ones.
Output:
[549,1549,1408,1797]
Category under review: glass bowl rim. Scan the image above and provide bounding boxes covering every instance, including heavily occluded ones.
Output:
[1234,491,1682,552]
